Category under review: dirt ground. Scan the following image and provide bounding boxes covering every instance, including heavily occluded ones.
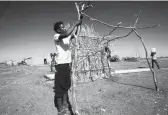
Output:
[0,59,168,115]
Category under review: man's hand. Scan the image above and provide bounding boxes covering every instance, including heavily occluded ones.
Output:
[75,19,82,26]
[80,14,83,20]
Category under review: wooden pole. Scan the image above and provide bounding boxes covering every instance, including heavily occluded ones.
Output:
[71,3,82,115]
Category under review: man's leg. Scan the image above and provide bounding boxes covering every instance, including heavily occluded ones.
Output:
[56,64,71,115]
[54,96,63,112]
[54,65,64,113]
[63,92,68,108]
[155,60,160,69]
[61,64,71,114]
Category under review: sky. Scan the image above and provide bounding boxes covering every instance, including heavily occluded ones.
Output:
[0,1,168,62]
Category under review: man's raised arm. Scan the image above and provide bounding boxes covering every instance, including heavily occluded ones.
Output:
[59,20,82,40]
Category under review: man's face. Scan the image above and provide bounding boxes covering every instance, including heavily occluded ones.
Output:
[58,24,66,33]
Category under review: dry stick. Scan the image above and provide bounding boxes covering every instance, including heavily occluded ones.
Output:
[102,22,120,42]
[133,11,158,91]
[80,4,93,12]
[133,29,158,91]
[102,22,122,47]
[71,2,92,115]
[133,10,141,27]
[70,3,81,115]
[137,25,160,29]
[72,2,94,114]
[106,29,134,44]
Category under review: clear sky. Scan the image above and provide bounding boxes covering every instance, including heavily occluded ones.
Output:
[0,1,168,62]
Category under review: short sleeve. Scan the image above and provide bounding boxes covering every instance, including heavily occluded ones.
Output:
[54,34,60,42]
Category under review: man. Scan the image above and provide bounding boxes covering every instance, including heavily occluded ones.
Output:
[53,17,82,115]
[151,52,160,69]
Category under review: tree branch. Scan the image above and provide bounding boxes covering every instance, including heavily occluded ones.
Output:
[133,10,141,27]
[137,24,160,29]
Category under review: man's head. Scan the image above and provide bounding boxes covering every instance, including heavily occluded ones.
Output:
[53,21,66,34]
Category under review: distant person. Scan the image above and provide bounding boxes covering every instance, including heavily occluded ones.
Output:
[50,53,57,72]
[151,51,160,69]
[44,58,47,64]
[53,16,83,115]
[104,46,111,59]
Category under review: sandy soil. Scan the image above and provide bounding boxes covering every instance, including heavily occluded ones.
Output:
[0,59,168,115]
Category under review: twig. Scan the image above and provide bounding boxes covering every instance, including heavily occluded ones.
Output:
[102,22,122,41]
[133,10,141,27]
[105,29,134,44]
[137,24,160,29]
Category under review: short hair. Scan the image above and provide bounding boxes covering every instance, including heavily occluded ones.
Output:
[53,21,63,33]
